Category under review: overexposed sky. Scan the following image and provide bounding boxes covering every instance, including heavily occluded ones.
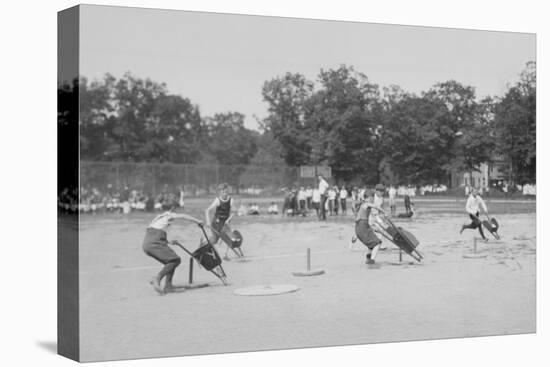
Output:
[80,5,535,129]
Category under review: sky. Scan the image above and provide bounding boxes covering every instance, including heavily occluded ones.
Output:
[80,5,536,130]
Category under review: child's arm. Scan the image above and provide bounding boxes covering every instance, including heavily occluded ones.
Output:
[172,213,203,226]
[479,197,489,215]
[205,198,218,226]
[365,202,385,214]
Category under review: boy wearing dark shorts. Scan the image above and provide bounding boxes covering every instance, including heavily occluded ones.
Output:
[143,207,203,295]
[205,183,234,258]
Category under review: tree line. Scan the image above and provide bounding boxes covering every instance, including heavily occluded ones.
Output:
[71,61,535,187]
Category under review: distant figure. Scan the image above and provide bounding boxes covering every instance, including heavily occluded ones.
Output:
[248,203,260,215]
[237,203,247,216]
[145,195,155,212]
[388,185,397,216]
[305,186,313,210]
[317,174,329,220]
[312,188,321,218]
[268,202,279,215]
[328,186,337,216]
[404,194,412,214]
[178,185,185,209]
[397,203,415,218]
[297,187,307,216]
[339,185,348,215]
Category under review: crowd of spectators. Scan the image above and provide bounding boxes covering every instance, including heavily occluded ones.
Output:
[59,184,186,214]
[58,180,536,216]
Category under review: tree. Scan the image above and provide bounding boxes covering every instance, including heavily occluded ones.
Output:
[79,74,117,160]
[261,72,314,166]
[79,72,207,163]
[451,96,495,184]
[205,112,258,166]
[493,61,536,184]
[380,94,451,184]
[304,65,382,183]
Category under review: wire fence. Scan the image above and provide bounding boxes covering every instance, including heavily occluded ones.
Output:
[80,161,304,197]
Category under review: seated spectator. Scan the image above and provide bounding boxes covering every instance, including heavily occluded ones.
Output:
[248,203,260,215]
[268,202,279,215]
[237,203,247,216]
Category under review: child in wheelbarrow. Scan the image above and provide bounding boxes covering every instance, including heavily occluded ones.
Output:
[355,189,385,264]
[142,205,203,295]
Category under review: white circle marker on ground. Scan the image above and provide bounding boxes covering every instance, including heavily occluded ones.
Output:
[292,270,325,276]
[463,253,488,259]
[233,284,300,296]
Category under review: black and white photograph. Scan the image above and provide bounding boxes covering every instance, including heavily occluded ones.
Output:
[5,1,548,366]
[54,3,541,362]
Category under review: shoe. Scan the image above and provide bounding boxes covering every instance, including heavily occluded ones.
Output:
[366,254,372,264]
[459,226,465,234]
[351,236,357,243]
[366,258,375,265]
[483,238,489,243]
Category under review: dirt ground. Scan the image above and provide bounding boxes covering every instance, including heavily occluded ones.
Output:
[77,198,536,362]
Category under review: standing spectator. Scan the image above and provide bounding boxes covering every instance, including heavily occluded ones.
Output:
[404,194,412,214]
[327,186,337,216]
[339,184,348,216]
[333,186,340,215]
[290,186,298,216]
[297,186,307,216]
[268,202,279,215]
[317,174,329,220]
[388,185,397,216]
[312,188,321,218]
[178,185,185,209]
[305,186,313,210]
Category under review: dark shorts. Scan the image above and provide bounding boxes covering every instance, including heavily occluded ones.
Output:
[210,218,233,245]
[469,212,481,226]
[211,218,226,236]
[355,220,382,249]
[142,227,180,264]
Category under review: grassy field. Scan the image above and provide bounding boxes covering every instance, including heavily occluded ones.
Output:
[77,197,536,361]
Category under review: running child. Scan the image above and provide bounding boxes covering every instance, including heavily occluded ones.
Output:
[142,206,203,295]
[460,188,490,241]
[355,189,384,264]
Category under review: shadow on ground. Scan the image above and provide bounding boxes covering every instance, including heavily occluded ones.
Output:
[36,341,57,354]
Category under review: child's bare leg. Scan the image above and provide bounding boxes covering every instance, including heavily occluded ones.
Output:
[163,258,182,291]
[151,259,180,294]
